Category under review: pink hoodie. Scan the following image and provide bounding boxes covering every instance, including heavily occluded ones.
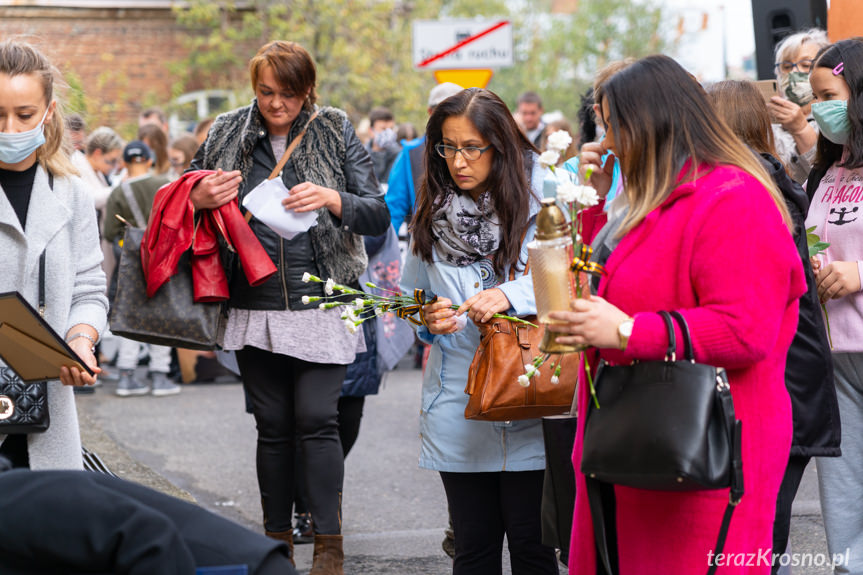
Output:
[805,162,863,352]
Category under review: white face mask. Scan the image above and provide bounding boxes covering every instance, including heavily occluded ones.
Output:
[0,106,50,165]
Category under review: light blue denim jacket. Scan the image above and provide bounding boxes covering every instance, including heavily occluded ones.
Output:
[400,157,546,472]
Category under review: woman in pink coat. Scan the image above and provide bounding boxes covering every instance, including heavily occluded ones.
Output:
[550,55,806,574]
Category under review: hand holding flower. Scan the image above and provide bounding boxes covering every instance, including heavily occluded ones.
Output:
[816,260,862,302]
[423,297,458,335]
[458,288,512,325]
[547,295,631,349]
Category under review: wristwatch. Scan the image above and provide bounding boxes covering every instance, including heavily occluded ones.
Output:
[617,317,634,351]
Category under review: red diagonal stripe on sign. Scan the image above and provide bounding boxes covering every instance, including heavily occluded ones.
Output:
[417,20,510,68]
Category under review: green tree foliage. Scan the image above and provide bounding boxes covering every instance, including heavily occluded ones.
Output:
[173,0,665,132]
[490,0,667,125]
[173,0,504,127]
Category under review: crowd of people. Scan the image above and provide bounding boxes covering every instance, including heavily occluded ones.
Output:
[0,26,860,575]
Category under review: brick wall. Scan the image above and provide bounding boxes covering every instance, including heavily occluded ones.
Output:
[0,5,244,135]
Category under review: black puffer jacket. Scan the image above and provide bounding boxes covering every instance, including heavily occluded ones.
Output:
[191,104,390,311]
[762,153,841,457]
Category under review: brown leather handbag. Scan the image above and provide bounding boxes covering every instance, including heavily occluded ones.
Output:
[464,262,578,421]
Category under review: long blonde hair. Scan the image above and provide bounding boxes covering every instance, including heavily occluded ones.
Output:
[0,40,76,178]
[597,55,791,236]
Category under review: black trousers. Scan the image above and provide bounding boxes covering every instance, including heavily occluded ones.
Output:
[0,468,294,575]
[440,470,558,575]
[235,346,346,534]
[293,395,365,515]
[338,395,365,458]
[772,455,811,574]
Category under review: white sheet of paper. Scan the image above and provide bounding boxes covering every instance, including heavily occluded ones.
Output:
[242,178,318,240]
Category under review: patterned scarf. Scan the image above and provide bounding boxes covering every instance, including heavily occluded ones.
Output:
[430,185,501,266]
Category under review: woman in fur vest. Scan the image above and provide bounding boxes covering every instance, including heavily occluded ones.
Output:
[188,41,389,575]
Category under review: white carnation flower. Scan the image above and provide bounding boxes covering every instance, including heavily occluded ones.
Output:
[524,363,535,373]
[344,319,358,334]
[518,374,531,387]
[546,130,573,153]
[551,375,560,385]
[539,150,560,169]
[354,298,365,308]
[374,307,384,316]
[574,185,600,207]
[302,272,312,283]
[301,295,311,305]
[556,180,579,204]
[324,278,335,295]
[319,303,328,310]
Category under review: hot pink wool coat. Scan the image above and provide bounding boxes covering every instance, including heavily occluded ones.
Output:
[569,165,806,574]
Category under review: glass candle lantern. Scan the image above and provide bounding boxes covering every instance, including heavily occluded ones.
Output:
[527,198,584,353]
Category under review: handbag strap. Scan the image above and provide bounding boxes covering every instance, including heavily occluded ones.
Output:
[588,310,744,575]
[38,250,46,318]
[120,180,147,229]
[38,171,52,318]
[659,310,676,361]
[267,110,319,181]
[244,110,320,224]
[668,310,694,361]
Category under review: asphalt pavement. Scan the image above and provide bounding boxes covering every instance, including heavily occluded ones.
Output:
[75,360,832,575]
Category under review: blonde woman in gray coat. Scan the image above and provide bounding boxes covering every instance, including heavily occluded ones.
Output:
[0,40,108,470]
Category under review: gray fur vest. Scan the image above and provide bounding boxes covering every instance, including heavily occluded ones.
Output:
[201,103,367,285]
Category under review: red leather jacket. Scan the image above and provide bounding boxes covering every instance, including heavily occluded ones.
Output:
[142,171,276,302]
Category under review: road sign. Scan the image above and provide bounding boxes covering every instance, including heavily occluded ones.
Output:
[413,19,513,70]
[433,69,494,89]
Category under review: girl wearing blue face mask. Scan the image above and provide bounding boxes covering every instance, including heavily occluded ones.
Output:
[805,37,863,572]
[0,40,108,470]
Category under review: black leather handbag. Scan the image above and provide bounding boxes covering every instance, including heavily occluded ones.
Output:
[0,367,49,435]
[110,226,222,351]
[580,311,744,575]
[0,252,49,435]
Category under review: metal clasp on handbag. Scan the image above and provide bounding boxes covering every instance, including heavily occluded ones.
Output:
[0,395,14,420]
[716,367,730,392]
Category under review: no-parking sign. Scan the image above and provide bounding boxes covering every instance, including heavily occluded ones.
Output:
[412,19,513,70]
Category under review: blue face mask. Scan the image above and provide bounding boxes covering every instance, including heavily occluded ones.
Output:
[811,100,852,146]
[0,107,50,165]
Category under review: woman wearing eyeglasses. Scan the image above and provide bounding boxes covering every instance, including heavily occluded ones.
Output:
[400,88,558,574]
[769,28,830,183]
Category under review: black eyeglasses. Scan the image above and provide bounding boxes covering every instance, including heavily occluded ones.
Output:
[435,142,491,161]
[775,59,814,74]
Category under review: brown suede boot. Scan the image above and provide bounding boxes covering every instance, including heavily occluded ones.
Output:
[309,534,344,575]
[265,529,295,567]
